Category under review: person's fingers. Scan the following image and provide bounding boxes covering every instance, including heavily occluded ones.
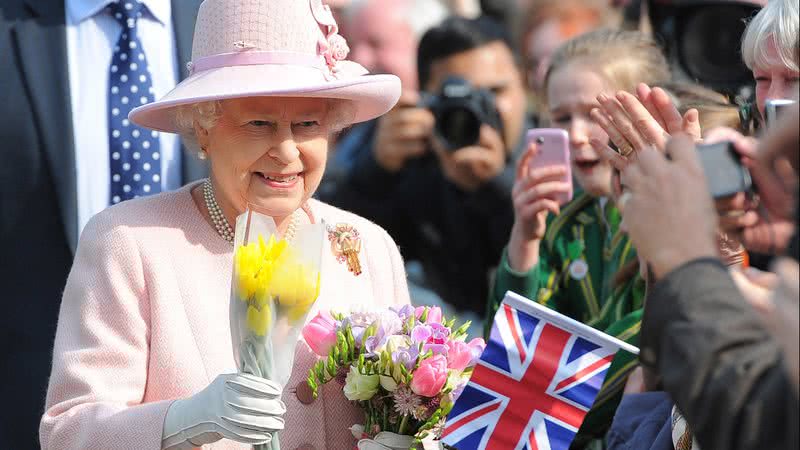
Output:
[591,138,628,171]
[598,93,649,151]
[227,373,283,398]
[590,107,633,156]
[715,192,749,214]
[516,142,538,181]
[519,198,561,221]
[617,90,667,149]
[221,413,285,433]
[390,139,428,158]
[682,108,703,142]
[664,134,701,171]
[732,136,759,159]
[512,165,567,197]
[636,83,669,131]
[389,108,435,133]
[514,181,573,207]
[718,211,760,232]
[396,90,421,108]
[478,123,504,149]
[744,266,779,290]
[631,144,667,179]
[450,146,493,166]
[652,87,684,134]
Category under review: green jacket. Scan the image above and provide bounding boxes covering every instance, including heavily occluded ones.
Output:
[486,193,645,448]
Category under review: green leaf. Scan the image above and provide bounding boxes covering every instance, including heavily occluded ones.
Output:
[420,307,429,322]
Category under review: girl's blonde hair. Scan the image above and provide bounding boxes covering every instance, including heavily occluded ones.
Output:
[544,29,671,100]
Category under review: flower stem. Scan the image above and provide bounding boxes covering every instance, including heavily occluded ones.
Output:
[398,414,409,435]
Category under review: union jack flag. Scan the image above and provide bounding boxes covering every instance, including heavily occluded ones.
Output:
[442,291,639,450]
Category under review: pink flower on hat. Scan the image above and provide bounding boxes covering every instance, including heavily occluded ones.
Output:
[328,34,349,62]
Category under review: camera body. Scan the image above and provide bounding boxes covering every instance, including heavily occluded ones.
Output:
[648,0,761,99]
[765,99,797,128]
[696,141,752,199]
[420,76,504,152]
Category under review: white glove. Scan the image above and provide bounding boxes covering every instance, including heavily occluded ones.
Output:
[357,432,415,450]
[161,373,286,450]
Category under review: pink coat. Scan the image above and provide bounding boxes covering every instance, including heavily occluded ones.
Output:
[40,183,411,450]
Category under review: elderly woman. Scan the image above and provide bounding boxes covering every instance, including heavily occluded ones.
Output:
[39,1,408,449]
[741,0,799,120]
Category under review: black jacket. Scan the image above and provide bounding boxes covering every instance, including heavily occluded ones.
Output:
[0,1,204,447]
[320,122,526,316]
[640,258,799,450]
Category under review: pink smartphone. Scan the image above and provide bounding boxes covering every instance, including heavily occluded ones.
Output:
[526,128,573,205]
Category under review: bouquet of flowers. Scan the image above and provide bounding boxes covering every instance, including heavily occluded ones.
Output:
[230,210,325,450]
[302,305,486,449]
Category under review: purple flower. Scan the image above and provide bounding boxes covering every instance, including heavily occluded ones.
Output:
[392,345,420,372]
[377,310,403,336]
[391,304,416,321]
[364,334,386,356]
[451,381,467,402]
[411,324,432,343]
[351,326,365,348]
[423,343,448,356]
[428,323,450,344]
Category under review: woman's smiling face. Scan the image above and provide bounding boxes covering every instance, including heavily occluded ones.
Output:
[197,96,332,218]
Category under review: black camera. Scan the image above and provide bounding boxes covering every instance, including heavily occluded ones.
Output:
[648,0,761,99]
[696,141,752,199]
[420,76,504,151]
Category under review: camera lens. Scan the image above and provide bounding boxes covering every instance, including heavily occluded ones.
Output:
[678,5,755,88]
[438,106,481,150]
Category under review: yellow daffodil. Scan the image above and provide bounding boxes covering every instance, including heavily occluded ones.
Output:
[234,235,288,301]
[246,303,272,336]
[271,253,321,322]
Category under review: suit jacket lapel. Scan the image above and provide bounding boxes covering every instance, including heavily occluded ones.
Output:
[16,0,79,252]
[172,0,208,184]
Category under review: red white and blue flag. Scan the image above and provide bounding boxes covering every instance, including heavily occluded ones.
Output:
[442,291,639,450]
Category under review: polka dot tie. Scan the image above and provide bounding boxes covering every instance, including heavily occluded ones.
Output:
[108,0,161,205]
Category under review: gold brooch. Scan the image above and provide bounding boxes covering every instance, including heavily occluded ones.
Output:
[327,223,362,276]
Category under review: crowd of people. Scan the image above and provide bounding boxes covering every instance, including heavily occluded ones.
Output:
[0,0,797,448]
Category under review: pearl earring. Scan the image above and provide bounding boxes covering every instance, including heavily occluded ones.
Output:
[198,147,208,160]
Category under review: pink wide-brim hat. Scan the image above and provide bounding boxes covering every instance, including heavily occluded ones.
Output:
[129,0,401,133]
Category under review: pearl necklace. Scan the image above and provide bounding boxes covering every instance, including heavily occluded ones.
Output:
[202,179,299,244]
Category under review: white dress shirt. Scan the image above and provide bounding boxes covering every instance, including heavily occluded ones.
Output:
[66,0,182,233]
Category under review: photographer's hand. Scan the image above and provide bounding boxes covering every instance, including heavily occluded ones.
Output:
[373,91,435,172]
[705,126,796,254]
[506,143,571,272]
[432,124,506,192]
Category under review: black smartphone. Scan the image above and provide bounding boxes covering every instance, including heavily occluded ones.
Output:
[696,141,752,199]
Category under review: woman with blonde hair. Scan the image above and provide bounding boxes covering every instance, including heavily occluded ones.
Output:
[486,29,682,448]
[39,0,412,449]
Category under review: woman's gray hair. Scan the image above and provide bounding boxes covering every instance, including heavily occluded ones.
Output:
[741,0,799,72]
[173,98,357,153]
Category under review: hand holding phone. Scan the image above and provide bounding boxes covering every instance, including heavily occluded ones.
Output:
[507,129,573,272]
[526,128,573,205]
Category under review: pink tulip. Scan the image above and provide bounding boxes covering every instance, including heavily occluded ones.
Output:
[410,354,448,397]
[467,338,486,366]
[445,340,473,371]
[302,311,338,357]
[415,306,442,324]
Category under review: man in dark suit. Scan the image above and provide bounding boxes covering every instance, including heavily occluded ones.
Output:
[0,0,205,447]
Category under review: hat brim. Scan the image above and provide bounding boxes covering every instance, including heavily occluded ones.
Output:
[129,64,401,133]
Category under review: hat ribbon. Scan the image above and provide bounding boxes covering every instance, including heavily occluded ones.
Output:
[187,50,367,80]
